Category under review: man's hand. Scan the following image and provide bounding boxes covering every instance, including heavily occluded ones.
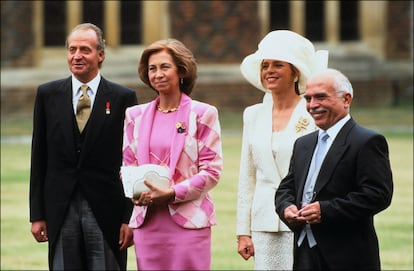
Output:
[297,201,322,224]
[31,220,48,242]
[119,223,133,250]
[283,204,301,225]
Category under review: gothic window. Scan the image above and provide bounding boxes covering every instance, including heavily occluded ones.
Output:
[121,1,142,44]
[82,1,104,29]
[43,1,66,46]
[305,1,325,41]
[270,1,289,30]
[269,1,360,42]
[340,1,359,40]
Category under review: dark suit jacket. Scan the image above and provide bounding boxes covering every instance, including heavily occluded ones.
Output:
[275,118,393,270]
[29,76,137,268]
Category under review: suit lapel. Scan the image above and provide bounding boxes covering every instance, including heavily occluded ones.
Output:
[314,119,355,194]
[54,78,76,152]
[297,132,318,203]
[137,99,157,164]
[257,102,279,176]
[80,78,115,162]
[169,94,191,176]
[135,94,190,179]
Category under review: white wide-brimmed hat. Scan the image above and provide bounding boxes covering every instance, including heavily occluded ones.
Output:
[240,30,328,94]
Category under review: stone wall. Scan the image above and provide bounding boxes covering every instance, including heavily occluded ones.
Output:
[2,76,411,119]
[1,1,412,67]
[0,1,34,67]
[1,1,412,119]
[386,1,412,59]
[169,1,260,63]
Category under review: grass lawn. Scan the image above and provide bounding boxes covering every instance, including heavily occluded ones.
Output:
[1,105,412,270]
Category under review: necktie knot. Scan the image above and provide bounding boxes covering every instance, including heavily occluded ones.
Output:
[316,132,329,164]
[79,84,89,98]
[320,131,329,142]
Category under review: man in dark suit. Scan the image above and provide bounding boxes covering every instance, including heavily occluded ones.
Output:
[29,23,138,270]
[275,68,393,270]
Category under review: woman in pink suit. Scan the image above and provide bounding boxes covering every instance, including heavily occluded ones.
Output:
[122,39,223,270]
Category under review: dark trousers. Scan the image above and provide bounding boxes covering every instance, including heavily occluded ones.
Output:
[52,190,125,270]
[294,240,329,270]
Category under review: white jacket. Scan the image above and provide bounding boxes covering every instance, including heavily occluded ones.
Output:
[236,97,316,235]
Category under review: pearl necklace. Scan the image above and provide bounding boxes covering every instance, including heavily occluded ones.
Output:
[157,104,179,113]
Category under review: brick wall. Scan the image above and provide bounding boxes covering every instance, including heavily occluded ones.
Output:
[386,1,412,59]
[127,81,264,113]
[169,1,260,64]
[2,77,404,119]
[1,1,411,119]
[0,1,34,67]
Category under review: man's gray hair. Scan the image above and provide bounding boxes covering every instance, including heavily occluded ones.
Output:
[312,68,353,97]
[66,23,106,51]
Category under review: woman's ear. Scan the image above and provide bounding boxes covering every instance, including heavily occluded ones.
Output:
[291,65,300,80]
[293,68,301,95]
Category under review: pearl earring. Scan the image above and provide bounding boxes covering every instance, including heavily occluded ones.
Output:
[293,76,298,83]
[180,78,183,84]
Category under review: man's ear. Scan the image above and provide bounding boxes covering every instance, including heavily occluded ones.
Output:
[344,93,352,108]
[98,49,105,63]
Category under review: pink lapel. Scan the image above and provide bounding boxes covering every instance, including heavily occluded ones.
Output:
[136,94,192,179]
[136,97,159,165]
[169,94,191,177]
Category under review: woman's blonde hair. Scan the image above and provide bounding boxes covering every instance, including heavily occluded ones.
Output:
[138,39,197,95]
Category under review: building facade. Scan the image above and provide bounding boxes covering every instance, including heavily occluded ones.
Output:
[1,0,413,116]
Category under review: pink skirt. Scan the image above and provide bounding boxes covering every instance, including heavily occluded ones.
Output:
[133,204,211,270]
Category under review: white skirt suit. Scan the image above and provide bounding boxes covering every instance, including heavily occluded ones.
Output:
[237,97,317,270]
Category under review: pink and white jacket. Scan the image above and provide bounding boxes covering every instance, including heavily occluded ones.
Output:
[122,93,223,229]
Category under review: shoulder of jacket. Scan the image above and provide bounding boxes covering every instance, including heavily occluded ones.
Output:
[39,77,68,88]
[243,102,267,120]
[191,100,218,116]
[101,77,135,93]
[37,78,70,96]
[297,130,318,143]
[126,102,151,114]
[348,122,383,143]
[191,99,214,109]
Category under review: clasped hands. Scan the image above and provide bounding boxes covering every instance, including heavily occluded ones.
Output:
[132,179,175,206]
[284,201,321,225]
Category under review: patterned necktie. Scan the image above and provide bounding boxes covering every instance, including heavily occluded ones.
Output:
[298,131,330,248]
[76,84,91,133]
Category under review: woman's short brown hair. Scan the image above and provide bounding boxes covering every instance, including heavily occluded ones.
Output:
[138,39,197,95]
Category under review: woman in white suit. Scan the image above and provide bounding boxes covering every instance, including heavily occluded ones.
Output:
[236,30,328,270]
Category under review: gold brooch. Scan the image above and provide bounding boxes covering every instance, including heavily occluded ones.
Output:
[176,122,186,133]
[295,117,309,133]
